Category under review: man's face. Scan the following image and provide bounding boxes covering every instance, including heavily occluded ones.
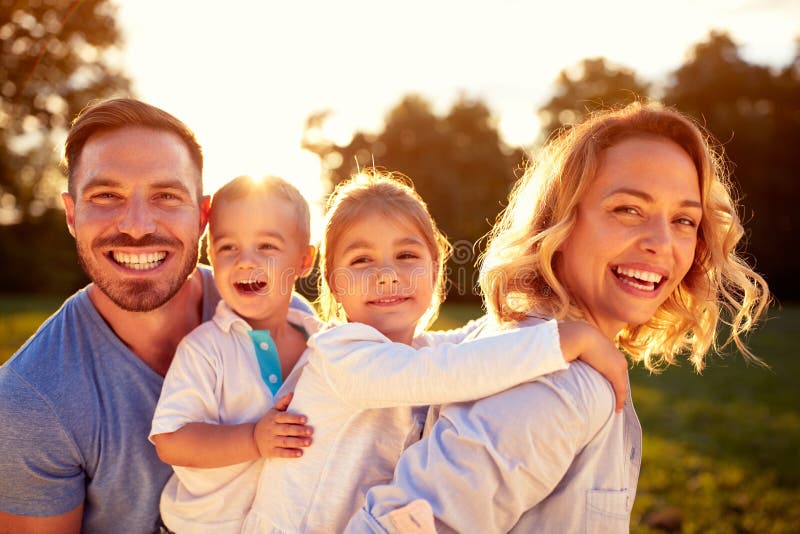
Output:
[62,126,208,312]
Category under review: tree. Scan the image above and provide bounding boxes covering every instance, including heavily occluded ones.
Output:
[664,31,800,299]
[0,0,131,294]
[537,57,650,142]
[1,0,131,223]
[304,95,525,300]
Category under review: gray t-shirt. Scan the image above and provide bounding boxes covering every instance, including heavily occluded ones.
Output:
[0,266,312,533]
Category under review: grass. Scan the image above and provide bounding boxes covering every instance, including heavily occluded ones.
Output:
[2,297,799,532]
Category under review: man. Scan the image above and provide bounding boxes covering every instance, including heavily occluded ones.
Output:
[0,98,312,533]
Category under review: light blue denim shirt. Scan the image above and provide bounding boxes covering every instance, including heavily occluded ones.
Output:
[346,317,642,534]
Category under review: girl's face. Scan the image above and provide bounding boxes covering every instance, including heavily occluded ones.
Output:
[329,211,437,345]
[556,135,702,339]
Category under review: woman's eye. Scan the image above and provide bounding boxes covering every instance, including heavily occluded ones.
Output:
[614,206,639,216]
[675,217,697,228]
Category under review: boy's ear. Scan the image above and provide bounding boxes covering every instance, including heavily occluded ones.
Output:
[299,245,317,277]
[199,195,211,232]
[62,192,76,238]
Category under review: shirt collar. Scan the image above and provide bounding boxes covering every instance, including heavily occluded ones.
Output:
[212,299,323,335]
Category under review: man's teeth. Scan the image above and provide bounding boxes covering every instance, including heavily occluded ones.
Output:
[112,251,166,270]
[615,266,663,284]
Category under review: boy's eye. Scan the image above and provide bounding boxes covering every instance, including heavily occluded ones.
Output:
[350,256,370,266]
[218,244,236,252]
[258,243,277,251]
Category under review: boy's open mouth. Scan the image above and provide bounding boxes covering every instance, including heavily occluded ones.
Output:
[234,280,268,294]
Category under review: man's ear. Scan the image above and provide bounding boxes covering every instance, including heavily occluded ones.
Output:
[62,192,76,238]
[199,195,211,232]
[299,245,317,278]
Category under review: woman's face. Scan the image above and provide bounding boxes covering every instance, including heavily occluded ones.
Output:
[557,135,702,338]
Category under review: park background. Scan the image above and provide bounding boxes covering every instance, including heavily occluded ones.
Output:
[1,1,799,531]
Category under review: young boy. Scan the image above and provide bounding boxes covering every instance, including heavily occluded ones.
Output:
[150,175,319,533]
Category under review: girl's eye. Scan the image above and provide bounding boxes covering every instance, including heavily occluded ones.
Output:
[218,244,235,252]
[350,256,370,266]
[398,252,420,260]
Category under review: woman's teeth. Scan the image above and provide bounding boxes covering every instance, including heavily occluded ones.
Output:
[615,266,663,291]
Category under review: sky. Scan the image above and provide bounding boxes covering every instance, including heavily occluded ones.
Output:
[114,0,799,230]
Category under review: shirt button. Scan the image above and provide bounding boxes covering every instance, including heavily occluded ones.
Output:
[268,374,278,384]
[260,341,270,350]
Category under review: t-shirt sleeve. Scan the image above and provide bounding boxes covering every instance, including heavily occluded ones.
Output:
[0,368,85,516]
[149,333,222,440]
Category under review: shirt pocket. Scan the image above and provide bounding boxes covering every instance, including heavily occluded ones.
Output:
[585,488,631,534]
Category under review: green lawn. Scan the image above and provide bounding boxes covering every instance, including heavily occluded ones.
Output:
[2,297,798,532]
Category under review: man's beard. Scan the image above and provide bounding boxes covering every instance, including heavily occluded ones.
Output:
[76,233,199,312]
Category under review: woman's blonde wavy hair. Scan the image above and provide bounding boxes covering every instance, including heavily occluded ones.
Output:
[318,170,452,334]
[480,102,770,372]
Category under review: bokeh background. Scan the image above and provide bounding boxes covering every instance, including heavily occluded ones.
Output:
[1,1,799,532]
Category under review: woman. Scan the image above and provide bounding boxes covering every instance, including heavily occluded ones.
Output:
[345,102,770,533]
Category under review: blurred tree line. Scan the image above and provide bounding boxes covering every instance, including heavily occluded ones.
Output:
[1,6,798,304]
[305,31,800,302]
[0,0,129,293]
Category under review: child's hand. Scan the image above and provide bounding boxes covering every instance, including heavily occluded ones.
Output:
[253,392,314,458]
[557,322,629,413]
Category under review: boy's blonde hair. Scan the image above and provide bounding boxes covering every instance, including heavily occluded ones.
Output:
[480,102,770,372]
[318,170,451,333]
[207,175,311,248]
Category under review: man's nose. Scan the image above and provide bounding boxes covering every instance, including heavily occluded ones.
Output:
[117,195,157,238]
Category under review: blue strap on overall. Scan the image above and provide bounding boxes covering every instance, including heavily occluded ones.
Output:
[248,324,309,396]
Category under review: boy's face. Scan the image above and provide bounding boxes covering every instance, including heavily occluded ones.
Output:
[208,193,313,329]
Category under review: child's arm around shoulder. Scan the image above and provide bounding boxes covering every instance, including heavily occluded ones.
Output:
[307,319,625,410]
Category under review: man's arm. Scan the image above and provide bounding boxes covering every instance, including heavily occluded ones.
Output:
[0,503,83,534]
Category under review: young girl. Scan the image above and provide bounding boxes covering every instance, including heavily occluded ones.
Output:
[241,171,630,533]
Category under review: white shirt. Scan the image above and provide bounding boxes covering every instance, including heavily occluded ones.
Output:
[242,317,568,533]
[347,317,642,534]
[150,300,321,534]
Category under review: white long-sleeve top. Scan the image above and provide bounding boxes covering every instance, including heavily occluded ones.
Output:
[242,317,568,533]
[346,316,642,534]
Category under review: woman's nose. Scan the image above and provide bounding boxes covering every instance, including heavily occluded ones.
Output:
[641,217,672,255]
